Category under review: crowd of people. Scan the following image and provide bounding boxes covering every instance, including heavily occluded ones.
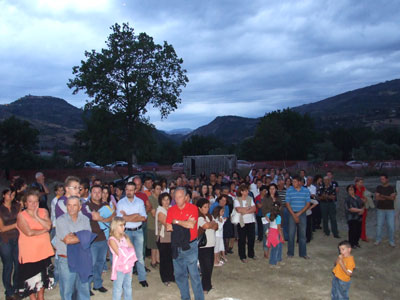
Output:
[0,168,397,300]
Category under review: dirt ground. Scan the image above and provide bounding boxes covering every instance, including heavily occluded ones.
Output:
[1,177,399,299]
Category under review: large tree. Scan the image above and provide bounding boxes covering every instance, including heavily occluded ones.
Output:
[0,116,39,170]
[240,109,316,160]
[68,23,188,174]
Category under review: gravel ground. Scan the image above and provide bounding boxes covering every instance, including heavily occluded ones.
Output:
[0,177,399,299]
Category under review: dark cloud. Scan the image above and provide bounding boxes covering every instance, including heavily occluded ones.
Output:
[1,0,400,130]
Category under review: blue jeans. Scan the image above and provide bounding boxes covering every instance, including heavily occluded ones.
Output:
[89,240,108,289]
[126,228,146,282]
[262,223,270,251]
[54,255,59,286]
[288,213,307,257]
[269,242,282,265]
[376,209,395,244]
[58,256,90,300]
[331,276,350,300]
[112,271,132,300]
[282,207,290,241]
[0,236,18,297]
[173,240,204,300]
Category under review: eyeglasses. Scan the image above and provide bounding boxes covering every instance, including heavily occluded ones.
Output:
[67,186,82,191]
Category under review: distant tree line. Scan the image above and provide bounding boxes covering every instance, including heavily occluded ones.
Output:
[178,109,400,162]
[0,116,72,172]
[2,108,400,173]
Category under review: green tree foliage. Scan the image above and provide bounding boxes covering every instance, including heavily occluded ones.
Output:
[68,23,188,174]
[353,140,400,160]
[240,109,315,160]
[0,116,39,169]
[72,106,181,165]
[71,107,128,165]
[181,135,224,156]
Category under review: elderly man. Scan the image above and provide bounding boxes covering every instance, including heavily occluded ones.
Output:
[116,182,148,287]
[166,187,204,300]
[32,172,50,211]
[56,196,92,300]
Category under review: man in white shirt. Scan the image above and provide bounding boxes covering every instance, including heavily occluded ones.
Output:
[306,176,319,242]
[250,178,262,198]
[116,182,148,287]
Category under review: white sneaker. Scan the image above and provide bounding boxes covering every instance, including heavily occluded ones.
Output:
[389,242,396,248]
[374,241,380,246]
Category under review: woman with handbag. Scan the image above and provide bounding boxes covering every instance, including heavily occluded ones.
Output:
[197,198,218,294]
[234,184,256,263]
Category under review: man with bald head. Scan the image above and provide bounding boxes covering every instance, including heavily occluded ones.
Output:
[166,187,203,300]
[56,196,91,300]
[32,172,50,211]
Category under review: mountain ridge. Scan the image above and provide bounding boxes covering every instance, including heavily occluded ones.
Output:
[2,78,400,149]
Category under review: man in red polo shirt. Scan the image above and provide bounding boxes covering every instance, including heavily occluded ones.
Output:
[166,187,204,300]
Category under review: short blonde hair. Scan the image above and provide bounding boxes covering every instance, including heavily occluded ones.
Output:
[109,216,127,238]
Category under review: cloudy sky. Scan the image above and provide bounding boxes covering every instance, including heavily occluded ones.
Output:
[1,0,400,131]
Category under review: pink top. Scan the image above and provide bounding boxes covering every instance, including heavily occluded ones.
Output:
[266,228,281,248]
[108,236,137,280]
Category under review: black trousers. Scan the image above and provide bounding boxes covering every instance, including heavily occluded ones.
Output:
[306,214,313,242]
[320,202,339,236]
[157,242,175,283]
[312,205,321,229]
[256,216,264,241]
[198,247,214,292]
[348,220,362,247]
[237,223,255,260]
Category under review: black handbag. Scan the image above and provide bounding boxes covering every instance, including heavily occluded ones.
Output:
[198,233,207,247]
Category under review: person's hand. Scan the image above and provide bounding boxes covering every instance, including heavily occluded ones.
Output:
[33,207,40,219]
[91,211,101,221]
[120,210,127,216]
[187,216,196,228]
[166,223,173,231]
[294,215,300,224]
[62,233,75,244]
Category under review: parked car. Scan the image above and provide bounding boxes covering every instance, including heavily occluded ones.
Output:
[83,161,104,170]
[375,162,397,169]
[105,161,142,172]
[141,162,159,171]
[237,160,255,169]
[113,172,158,186]
[105,161,127,169]
[345,160,369,169]
[171,162,184,173]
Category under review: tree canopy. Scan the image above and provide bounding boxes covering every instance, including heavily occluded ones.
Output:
[0,116,39,169]
[68,23,188,173]
[240,109,315,160]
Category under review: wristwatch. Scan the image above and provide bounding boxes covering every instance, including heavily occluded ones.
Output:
[175,220,179,224]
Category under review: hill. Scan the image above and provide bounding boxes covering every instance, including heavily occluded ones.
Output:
[2,79,400,150]
[292,79,400,129]
[0,95,83,149]
[185,115,260,144]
